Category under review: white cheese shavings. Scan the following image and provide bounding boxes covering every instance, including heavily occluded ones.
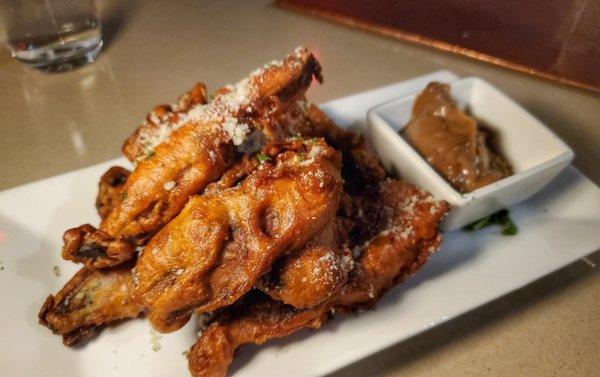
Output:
[222,116,250,146]
[299,144,324,166]
[163,181,176,191]
[149,328,162,352]
[135,47,308,156]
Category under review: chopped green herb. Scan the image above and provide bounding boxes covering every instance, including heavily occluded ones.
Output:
[256,153,271,164]
[464,209,518,236]
[182,350,189,357]
[208,94,215,101]
[120,191,128,201]
[145,150,155,160]
[466,215,492,231]
[502,220,518,235]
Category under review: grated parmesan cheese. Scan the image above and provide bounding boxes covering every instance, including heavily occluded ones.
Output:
[134,47,308,159]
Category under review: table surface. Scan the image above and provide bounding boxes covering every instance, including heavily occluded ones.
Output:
[1,1,598,376]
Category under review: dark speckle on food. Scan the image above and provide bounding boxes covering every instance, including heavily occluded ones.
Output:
[76,243,107,259]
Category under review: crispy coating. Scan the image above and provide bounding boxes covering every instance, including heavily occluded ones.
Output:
[38,262,141,346]
[335,180,448,306]
[134,139,342,333]
[203,155,259,195]
[96,166,130,220]
[255,102,385,308]
[188,292,327,377]
[37,48,450,377]
[123,83,208,162]
[41,153,265,346]
[257,218,352,308]
[188,180,448,377]
[62,224,135,269]
[63,48,323,268]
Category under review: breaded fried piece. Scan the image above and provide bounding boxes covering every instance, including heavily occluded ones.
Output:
[63,48,323,269]
[335,180,448,306]
[38,262,141,346]
[40,154,268,346]
[96,166,130,220]
[123,83,208,162]
[188,181,448,377]
[257,218,352,309]
[134,139,342,333]
[188,291,328,377]
[203,155,259,195]
[255,102,386,308]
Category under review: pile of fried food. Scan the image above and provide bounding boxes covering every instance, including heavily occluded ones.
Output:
[38,47,448,377]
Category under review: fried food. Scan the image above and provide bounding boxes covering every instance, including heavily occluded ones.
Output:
[188,101,449,376]
[256,218,353,308]
[188,291,328,377]
[134,139,342,333]
[62,48,323,269]
[335,180,448,306]
[41,153,266,346]
[254,101,386,309]
[96,166,130,220]
[188,180,448,377]
[38,47,450,377]
[123,83,208,162]
[38,262,141,346]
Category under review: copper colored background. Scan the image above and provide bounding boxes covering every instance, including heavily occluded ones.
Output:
[277,0,600,92]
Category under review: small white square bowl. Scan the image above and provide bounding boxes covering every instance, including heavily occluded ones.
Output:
[367,77,574,231]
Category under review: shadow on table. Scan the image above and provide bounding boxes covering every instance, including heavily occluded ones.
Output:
[99,0,137,51]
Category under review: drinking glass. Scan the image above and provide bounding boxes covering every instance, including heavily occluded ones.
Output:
[0,0,102,72]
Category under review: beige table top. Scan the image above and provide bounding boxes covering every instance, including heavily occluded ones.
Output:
[1,0,598,376]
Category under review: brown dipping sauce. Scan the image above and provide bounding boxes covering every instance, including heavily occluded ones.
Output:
[402,82,511,193]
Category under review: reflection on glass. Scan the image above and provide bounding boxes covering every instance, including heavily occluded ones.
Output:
[0,0,102,72]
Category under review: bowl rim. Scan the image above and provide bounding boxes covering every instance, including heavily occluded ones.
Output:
[367,76,575,205]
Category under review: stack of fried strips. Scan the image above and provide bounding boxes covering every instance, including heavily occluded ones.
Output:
[38,47,448,377]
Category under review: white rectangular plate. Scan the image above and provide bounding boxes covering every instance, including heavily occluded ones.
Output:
[1,71,599,377]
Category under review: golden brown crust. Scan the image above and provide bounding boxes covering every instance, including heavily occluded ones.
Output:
[187,108,449,375]
[67,49,320,267]
[96,166,130,220]
[38,262,142,346]
[62,224,135,269]
[188,180,448,377]
[334,180,448,307]
[66,48,323,269]
[188,292,327,377]
[123,83,208,162]
[257,218,352,308]
[134,139,343,333]
[37,48,451,377]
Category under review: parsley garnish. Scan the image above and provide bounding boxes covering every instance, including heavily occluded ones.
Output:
[120,191,128,201]
[464,209,518,236]
[145,150,155,160]
[256,153,271,164]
